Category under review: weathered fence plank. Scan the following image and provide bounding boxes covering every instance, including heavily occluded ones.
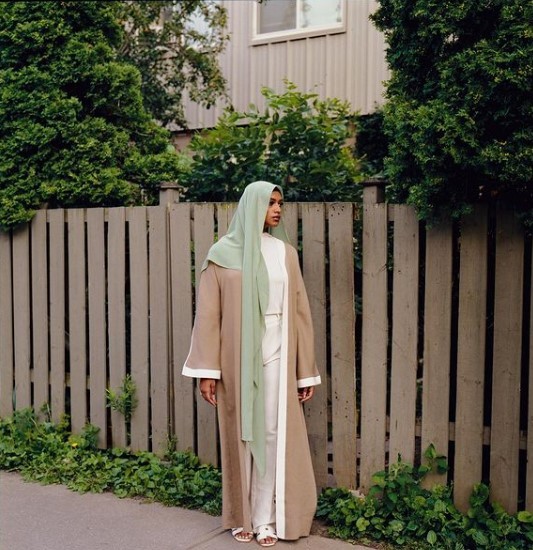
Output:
[360,202,388,491]
[67,209,87,432]
[48,210,65,422]
[328,203,357,488]
[389,205,419,465]
[107,207,127,448]
[12,226,31,410]
[0,229,13,417]
[302,203,328,489]
[170,203,194,452]
[88,208,107,447]
[193,203,218,466]
[421,221,453,487]
[148,206,170,454]
[31,210,49,415]
[283,202,298,248]
[216,203,237,236]
[454,205,488,512]
[129,207,150,451]
[490,209,523,513]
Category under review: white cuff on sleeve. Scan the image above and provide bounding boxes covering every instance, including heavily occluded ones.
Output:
[182,365,221,379]
[297,375,321,388]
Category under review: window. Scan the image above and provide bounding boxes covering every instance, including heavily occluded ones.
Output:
[255,0,344,40]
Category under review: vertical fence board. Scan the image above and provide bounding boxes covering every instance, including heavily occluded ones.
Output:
[108,208,127,448]
[283,203,298,248]
[0,230,13,417]
[193,203,218,466]
[148,206,170,454]
[302,204,328,489]
[170,203,194,452]
[68,209,87,432]
[31,211,49,415]
[528,237,533,511]
[360,203,388,490]
[328,204,357,488]
[129,208,150,451]
[216,203,237,237]
[490,209,523,513]
[87,209,107,447]
[12,226,31,409]
[421,222,453,486]
[389,205,419,465]
[49,210,65,422]
[454,206,488,511]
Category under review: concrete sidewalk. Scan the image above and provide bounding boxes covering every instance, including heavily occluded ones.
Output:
[0,471,371,550]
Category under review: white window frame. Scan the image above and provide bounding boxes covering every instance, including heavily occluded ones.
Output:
[252,0,346,45]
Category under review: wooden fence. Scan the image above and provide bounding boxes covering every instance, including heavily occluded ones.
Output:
[0,186,530,514]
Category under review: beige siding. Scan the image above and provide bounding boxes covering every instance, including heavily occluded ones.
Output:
[182,0,388,131]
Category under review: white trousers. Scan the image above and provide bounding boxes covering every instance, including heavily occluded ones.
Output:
[250,314,282,530]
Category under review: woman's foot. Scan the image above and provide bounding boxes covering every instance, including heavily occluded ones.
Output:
[231,527,254,543]
[255,524,278,547]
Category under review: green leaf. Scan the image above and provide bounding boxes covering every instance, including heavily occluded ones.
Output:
[517,510,533,523]
[427,530,437,544]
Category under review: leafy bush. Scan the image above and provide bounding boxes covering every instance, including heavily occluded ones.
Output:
[317,446,533,549]
[354,110,388,177]
[371,0,533,226]
[0,409,222,515]
[116,1,228,127]
[183,81,362,202]
[0,1,182,229]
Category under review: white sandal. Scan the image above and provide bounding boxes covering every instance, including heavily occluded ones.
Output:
[255,524,278,547]
[231,527,254,543]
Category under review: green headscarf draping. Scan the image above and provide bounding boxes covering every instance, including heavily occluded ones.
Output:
[202,181,289,476]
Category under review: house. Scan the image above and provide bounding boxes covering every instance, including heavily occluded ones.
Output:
[175,0,388,146]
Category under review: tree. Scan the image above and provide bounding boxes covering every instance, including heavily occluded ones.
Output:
[372,0,533,225]
[183,82,361,202]
[116,1,228,128]
[0,1,182,229]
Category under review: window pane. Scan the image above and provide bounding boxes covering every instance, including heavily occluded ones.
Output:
[259,0,297,34]
[300,0,342,29]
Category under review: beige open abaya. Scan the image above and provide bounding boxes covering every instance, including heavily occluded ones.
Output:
[182,209,320,541]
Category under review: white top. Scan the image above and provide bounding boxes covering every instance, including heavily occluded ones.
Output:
[261,233,285,315]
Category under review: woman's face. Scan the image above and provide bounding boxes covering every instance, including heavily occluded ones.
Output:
[264,190,283,229]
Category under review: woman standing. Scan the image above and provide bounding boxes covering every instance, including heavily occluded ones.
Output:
[182,181,321,546]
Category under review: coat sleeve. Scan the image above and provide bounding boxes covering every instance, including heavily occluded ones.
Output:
[182,262,222,379]
[288,246,321,388]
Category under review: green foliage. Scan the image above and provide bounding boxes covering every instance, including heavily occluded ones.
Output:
[106,374,138,425]
[317,447,533,549]
[183,81,362,202]
[0,409,222,514]
[3,412,532,549]
[0,1,182,229]
[116,1,228,127]
[354,110,388,176]
[371,0,533,226]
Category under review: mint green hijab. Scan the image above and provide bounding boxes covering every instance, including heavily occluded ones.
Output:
[203,181,289,475]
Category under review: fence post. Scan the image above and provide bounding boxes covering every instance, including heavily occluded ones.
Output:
[360,176,388,491]
[362,176,386,204]
[159,181,181,206]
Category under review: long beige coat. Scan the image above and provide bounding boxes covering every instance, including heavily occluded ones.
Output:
[183,243,321,540]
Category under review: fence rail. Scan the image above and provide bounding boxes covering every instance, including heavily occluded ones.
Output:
[0,191,530,513]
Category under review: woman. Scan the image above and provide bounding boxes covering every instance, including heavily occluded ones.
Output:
[182,181,321,546]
